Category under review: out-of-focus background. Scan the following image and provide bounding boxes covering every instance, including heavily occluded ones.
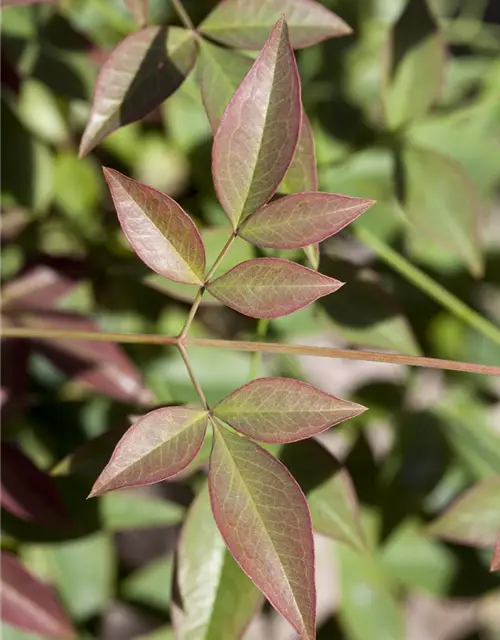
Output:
[1,0,500,638]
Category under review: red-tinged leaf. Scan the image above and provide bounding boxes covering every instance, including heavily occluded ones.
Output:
[491,533,500,572]
[1,443,69,527]
[103,168,206,284]
[213,377,366,443]
[198,40,253,132]
[19,312,153,405]
[239,192,374,249]
[209,425,316,639]
[207,257,343,319]
[172,484,261,639]
[279,113,318,194]
[1,266,77,312]
[1,551,74,639]
[90,406,209,496]
[200,0,351,50]
[427,478,500,548]
[124,0,148,26]
[212,18,301,227]
[79,26,197,156]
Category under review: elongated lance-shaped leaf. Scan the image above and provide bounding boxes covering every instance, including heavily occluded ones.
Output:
[214,377,366,443]
[279,113,318,195]
[1,443,69,527]
[209,425,316,639]
[491,534,500,572]
[199,40,253,132]
[1,551,74,639]
[200,0,351,50]
[212,18,301,227]
[239,192,374,249]
[90,406,208,496]
[426,478,500,548]
[207,257,343,319]
[383,0,446,130]
[79,26,197,156]
[103,168,206,284]
[402,145,483,277]
[172,484,261,639]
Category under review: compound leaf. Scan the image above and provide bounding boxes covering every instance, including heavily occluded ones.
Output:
[104,168,206,284]
[209,425,316,639]
[239,192,374,249]
[214,377,366,443]
[207,257,343,318]
[1,551,74,639]
[172,484,261,639]
[90,407,208,496]
[200,0,351,50]
[212,18,301,227]
[79,26,197,155]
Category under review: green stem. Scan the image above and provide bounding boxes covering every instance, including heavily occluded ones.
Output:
[178,288,204,340]
[356,227,500,348]
[3,327,499,376]
[205,232,237,283]
[249,318,270,379]
[178,343,208,409]
[170,0,195,30]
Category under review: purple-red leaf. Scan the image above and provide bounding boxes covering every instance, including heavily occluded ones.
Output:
[1,266,77,313]
[212,18,301,227]
[1,443,69,527]
[89,406,208,496]
[427,478,500,548]
[491,533,500,572]
[207,257,343,318]
[239,192,374,249]
[79,26,197,156]
[279,113,318,194]
[1,551,74,639]
[124,0,149,26]
[213,377,366,443]
[200,0,351,50]
[209,425,316,639]
[103,168,206,284]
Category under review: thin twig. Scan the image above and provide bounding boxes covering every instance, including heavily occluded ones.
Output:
[178,342,209,410]
[205,232,237,283]
[178,288,205,340]
[3,326,499,376]
[170,0,195,30]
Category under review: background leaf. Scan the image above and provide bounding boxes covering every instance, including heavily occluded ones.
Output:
[427,478,500,548]
[199,0,351,49]
[211,18,301,227]
[207,257,343,318]
[214,377,366,443]
[1,551,74,639]
[172,484,261,639]
[401,144,483,277]
[383,0,446,129]
[79,26,197,155]
[90,406,208,496]
[209,425,316,639]
[104,168,206,284]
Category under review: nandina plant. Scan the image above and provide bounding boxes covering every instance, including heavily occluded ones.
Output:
[2,0,500,639]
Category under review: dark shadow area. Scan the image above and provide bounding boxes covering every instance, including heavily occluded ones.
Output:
[280,439,344,495]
